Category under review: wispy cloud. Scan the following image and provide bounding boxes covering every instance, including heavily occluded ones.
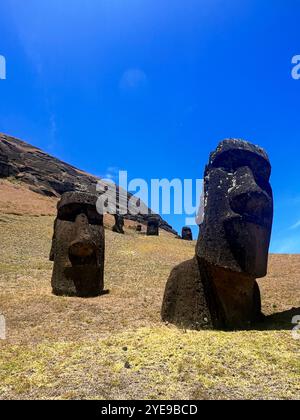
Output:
[119,68,147,91]
[289,219,300,230]
[101,166,119,181]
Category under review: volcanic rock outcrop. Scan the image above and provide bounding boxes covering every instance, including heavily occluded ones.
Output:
[162,139,273,330]
[0,133,177,234]
[50,191,105,297]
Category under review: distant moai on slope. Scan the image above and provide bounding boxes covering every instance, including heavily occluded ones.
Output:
[136,224,142,232]
[50,192,105,297]
[147,216,160,236]
[112,214,125,234]
[182,227,193,241]
[162,139,273,330]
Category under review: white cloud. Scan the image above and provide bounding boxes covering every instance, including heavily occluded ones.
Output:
[119,68,147,91]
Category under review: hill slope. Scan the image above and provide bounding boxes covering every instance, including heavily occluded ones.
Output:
[0,133,177,234]
[0,211,299,400]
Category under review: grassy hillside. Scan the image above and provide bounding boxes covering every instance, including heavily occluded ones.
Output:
[0,209,299,399]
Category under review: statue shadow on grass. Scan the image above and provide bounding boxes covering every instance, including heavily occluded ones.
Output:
[252,307,300,331]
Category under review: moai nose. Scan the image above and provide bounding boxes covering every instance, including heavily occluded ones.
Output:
[230,189,271,221]
[228,167,272,223]
[68,214,96,264]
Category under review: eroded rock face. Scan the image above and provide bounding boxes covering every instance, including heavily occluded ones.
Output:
[50,192,105,297]
[182,227,193,241]
[161,258,212,329]
[162,139,273,330]
[112,214,125,234]
[147,216,159,236]
[0,134,178,235]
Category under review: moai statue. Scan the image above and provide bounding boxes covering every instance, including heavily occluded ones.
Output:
[147,216,159,236]
[182,227,193,241]
[136,224,142,232]
[162,139,273,330]
[112,214,125,234]
[50,191,105,297]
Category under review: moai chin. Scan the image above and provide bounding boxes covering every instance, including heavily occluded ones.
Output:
[112,214,125,234]
[182,227,193,241]
[162,139,273,330]
[147,216,160,236]
[50,191,105,297]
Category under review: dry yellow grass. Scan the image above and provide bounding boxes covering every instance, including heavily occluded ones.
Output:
[0,212,299,400]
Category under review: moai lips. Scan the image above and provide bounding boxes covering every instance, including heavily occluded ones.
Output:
[50,192,105,297]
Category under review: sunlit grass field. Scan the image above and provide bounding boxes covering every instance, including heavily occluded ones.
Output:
[0,213,299,400]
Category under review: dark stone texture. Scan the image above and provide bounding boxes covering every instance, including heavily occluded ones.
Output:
[0,133,178,235]
[197,138,273,277]
[147,216,159,236]
[161,258,212,330]
[112,214,125,234]
[50,191,105,297]
[182,227,193,241]
[162,139,273,330]
[136,224,142,232]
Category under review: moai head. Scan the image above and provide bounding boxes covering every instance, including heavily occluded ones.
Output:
[197,139,273,278]
[50,192,105,297]
[112,214,125,234]
[182,227,193,241]
[147,216,160,236]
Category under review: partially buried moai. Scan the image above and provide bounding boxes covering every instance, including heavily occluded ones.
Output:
[112,214,125,234]
[147,216,159,236]
[162,139,273,330]
[50,191,105,297]
[182,227,193,241]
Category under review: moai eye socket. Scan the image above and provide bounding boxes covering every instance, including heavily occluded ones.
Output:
[57,203,103,225]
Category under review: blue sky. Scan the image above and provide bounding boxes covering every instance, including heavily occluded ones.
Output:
[0,0,300,252]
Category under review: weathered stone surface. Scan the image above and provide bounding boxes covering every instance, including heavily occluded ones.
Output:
[50,191,105,297]
[162,139,273,330]
[161,258,212,330]
[112,214,125,234]
[147,216,159,236]
[182,227,193,241]
[0,133,178,235]
[197,138,273,277]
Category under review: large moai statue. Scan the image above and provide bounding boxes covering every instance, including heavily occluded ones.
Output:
[162,139,273,330]
[50,192,105,297]
[182,227,193,241]
[112,214,125,234]
[147,216,160,236]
